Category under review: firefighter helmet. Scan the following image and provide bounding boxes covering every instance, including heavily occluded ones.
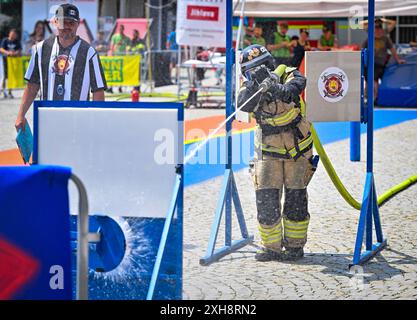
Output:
[240,44,275,74]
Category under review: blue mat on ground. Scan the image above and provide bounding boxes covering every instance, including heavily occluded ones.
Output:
[378,52,417,107]
[184,109,417,186]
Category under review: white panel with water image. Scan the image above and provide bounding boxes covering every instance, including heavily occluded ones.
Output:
[37,107,181,218]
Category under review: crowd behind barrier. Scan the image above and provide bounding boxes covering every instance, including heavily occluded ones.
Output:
[2,17,416,97]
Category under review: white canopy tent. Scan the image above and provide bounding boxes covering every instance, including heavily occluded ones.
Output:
[233,0,417,18]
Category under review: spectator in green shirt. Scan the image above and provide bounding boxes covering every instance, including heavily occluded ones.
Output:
[251,25,266,46]
[318,26,338,51]
[243,27,254,48]
[267,22,291,66]
[109,24,130,93]
[110,24,130,55]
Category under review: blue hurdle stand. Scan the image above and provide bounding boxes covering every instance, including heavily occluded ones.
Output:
[200,1,254,266]
[351,0,387,266]
[147,164,184,300]
[349,45,368,162]
[350,122,361,162]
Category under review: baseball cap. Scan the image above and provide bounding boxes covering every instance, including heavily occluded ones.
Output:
[55,3,80,22]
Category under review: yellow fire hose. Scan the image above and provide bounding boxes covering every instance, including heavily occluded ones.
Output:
[310,125,362,210]
[311,125,417,210]
[300,99,417,210]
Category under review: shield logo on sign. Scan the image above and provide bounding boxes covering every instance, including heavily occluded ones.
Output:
[318,67,349,103]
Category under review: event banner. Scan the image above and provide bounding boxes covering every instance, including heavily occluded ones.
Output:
[101,55,141,87]
[6,56,31,89]
[7,55,140,89]
[176,0,226,47]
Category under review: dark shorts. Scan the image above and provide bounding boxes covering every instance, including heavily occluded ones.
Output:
[2,59,7,79]
[364,64,385,81]
[170,52,178,65]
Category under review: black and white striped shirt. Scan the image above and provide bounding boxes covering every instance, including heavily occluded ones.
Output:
[25,35,107,101]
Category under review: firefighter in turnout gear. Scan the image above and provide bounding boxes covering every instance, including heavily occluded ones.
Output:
[237,44,318,262]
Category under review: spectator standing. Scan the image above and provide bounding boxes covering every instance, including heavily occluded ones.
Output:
[243,26,254,48]
[362,21,405,102]
[24,20,47,55]
[110,24,130,55]
[249,25,266,46]
[290,29,311,68]
[92,31,109,56]
[0,29,22,99]
[267,22,291,66]
[361,18,397,36]
[166,30,178,83]
[195,46,208,84]
[318,26,338,51]
[110,24,130,93]
[128,29,145,91]
[15,3,107,132]
[129,29,145,55]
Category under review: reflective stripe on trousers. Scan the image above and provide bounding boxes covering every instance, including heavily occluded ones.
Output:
[283,218,309,248]
[258,220,282,251]
[255,133,313,158]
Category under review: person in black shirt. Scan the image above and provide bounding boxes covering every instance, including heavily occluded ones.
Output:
[128,29,145,55]
[290,29,311,69]
[0,29,22,99]
[92,31,109,56]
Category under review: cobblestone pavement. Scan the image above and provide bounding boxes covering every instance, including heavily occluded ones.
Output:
[1,90,416,300]
[183,119,417,300]
[0,92,34,151]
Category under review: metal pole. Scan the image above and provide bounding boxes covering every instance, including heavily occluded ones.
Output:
[226,0,233,169]
[120,0,127,18]
[395,16,399,45]
[147,173,181,300]
[367,0,375,173]
[71,174,89,301]
[225,0,233,247]
[235,0,247,122]
[145,1,154,92]
[177,45,181,100]
[350,122,361,161]
[347,18,352,45]
[235,0,246,50]
[157,0,163,51]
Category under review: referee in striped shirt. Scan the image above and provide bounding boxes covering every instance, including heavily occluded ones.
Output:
[15,3,107,132]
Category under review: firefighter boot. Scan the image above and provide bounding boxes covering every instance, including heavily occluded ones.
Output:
[255,248,285,262]
[284,247,304,261]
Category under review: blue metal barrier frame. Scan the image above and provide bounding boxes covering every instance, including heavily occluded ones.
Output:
[351,0,387,266]
[350,48,368,162]
[33,100,184,299]
[147,165,183,300]
[200,0,253,266]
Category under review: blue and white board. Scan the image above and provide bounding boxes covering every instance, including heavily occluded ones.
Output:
[33,101,184,300]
